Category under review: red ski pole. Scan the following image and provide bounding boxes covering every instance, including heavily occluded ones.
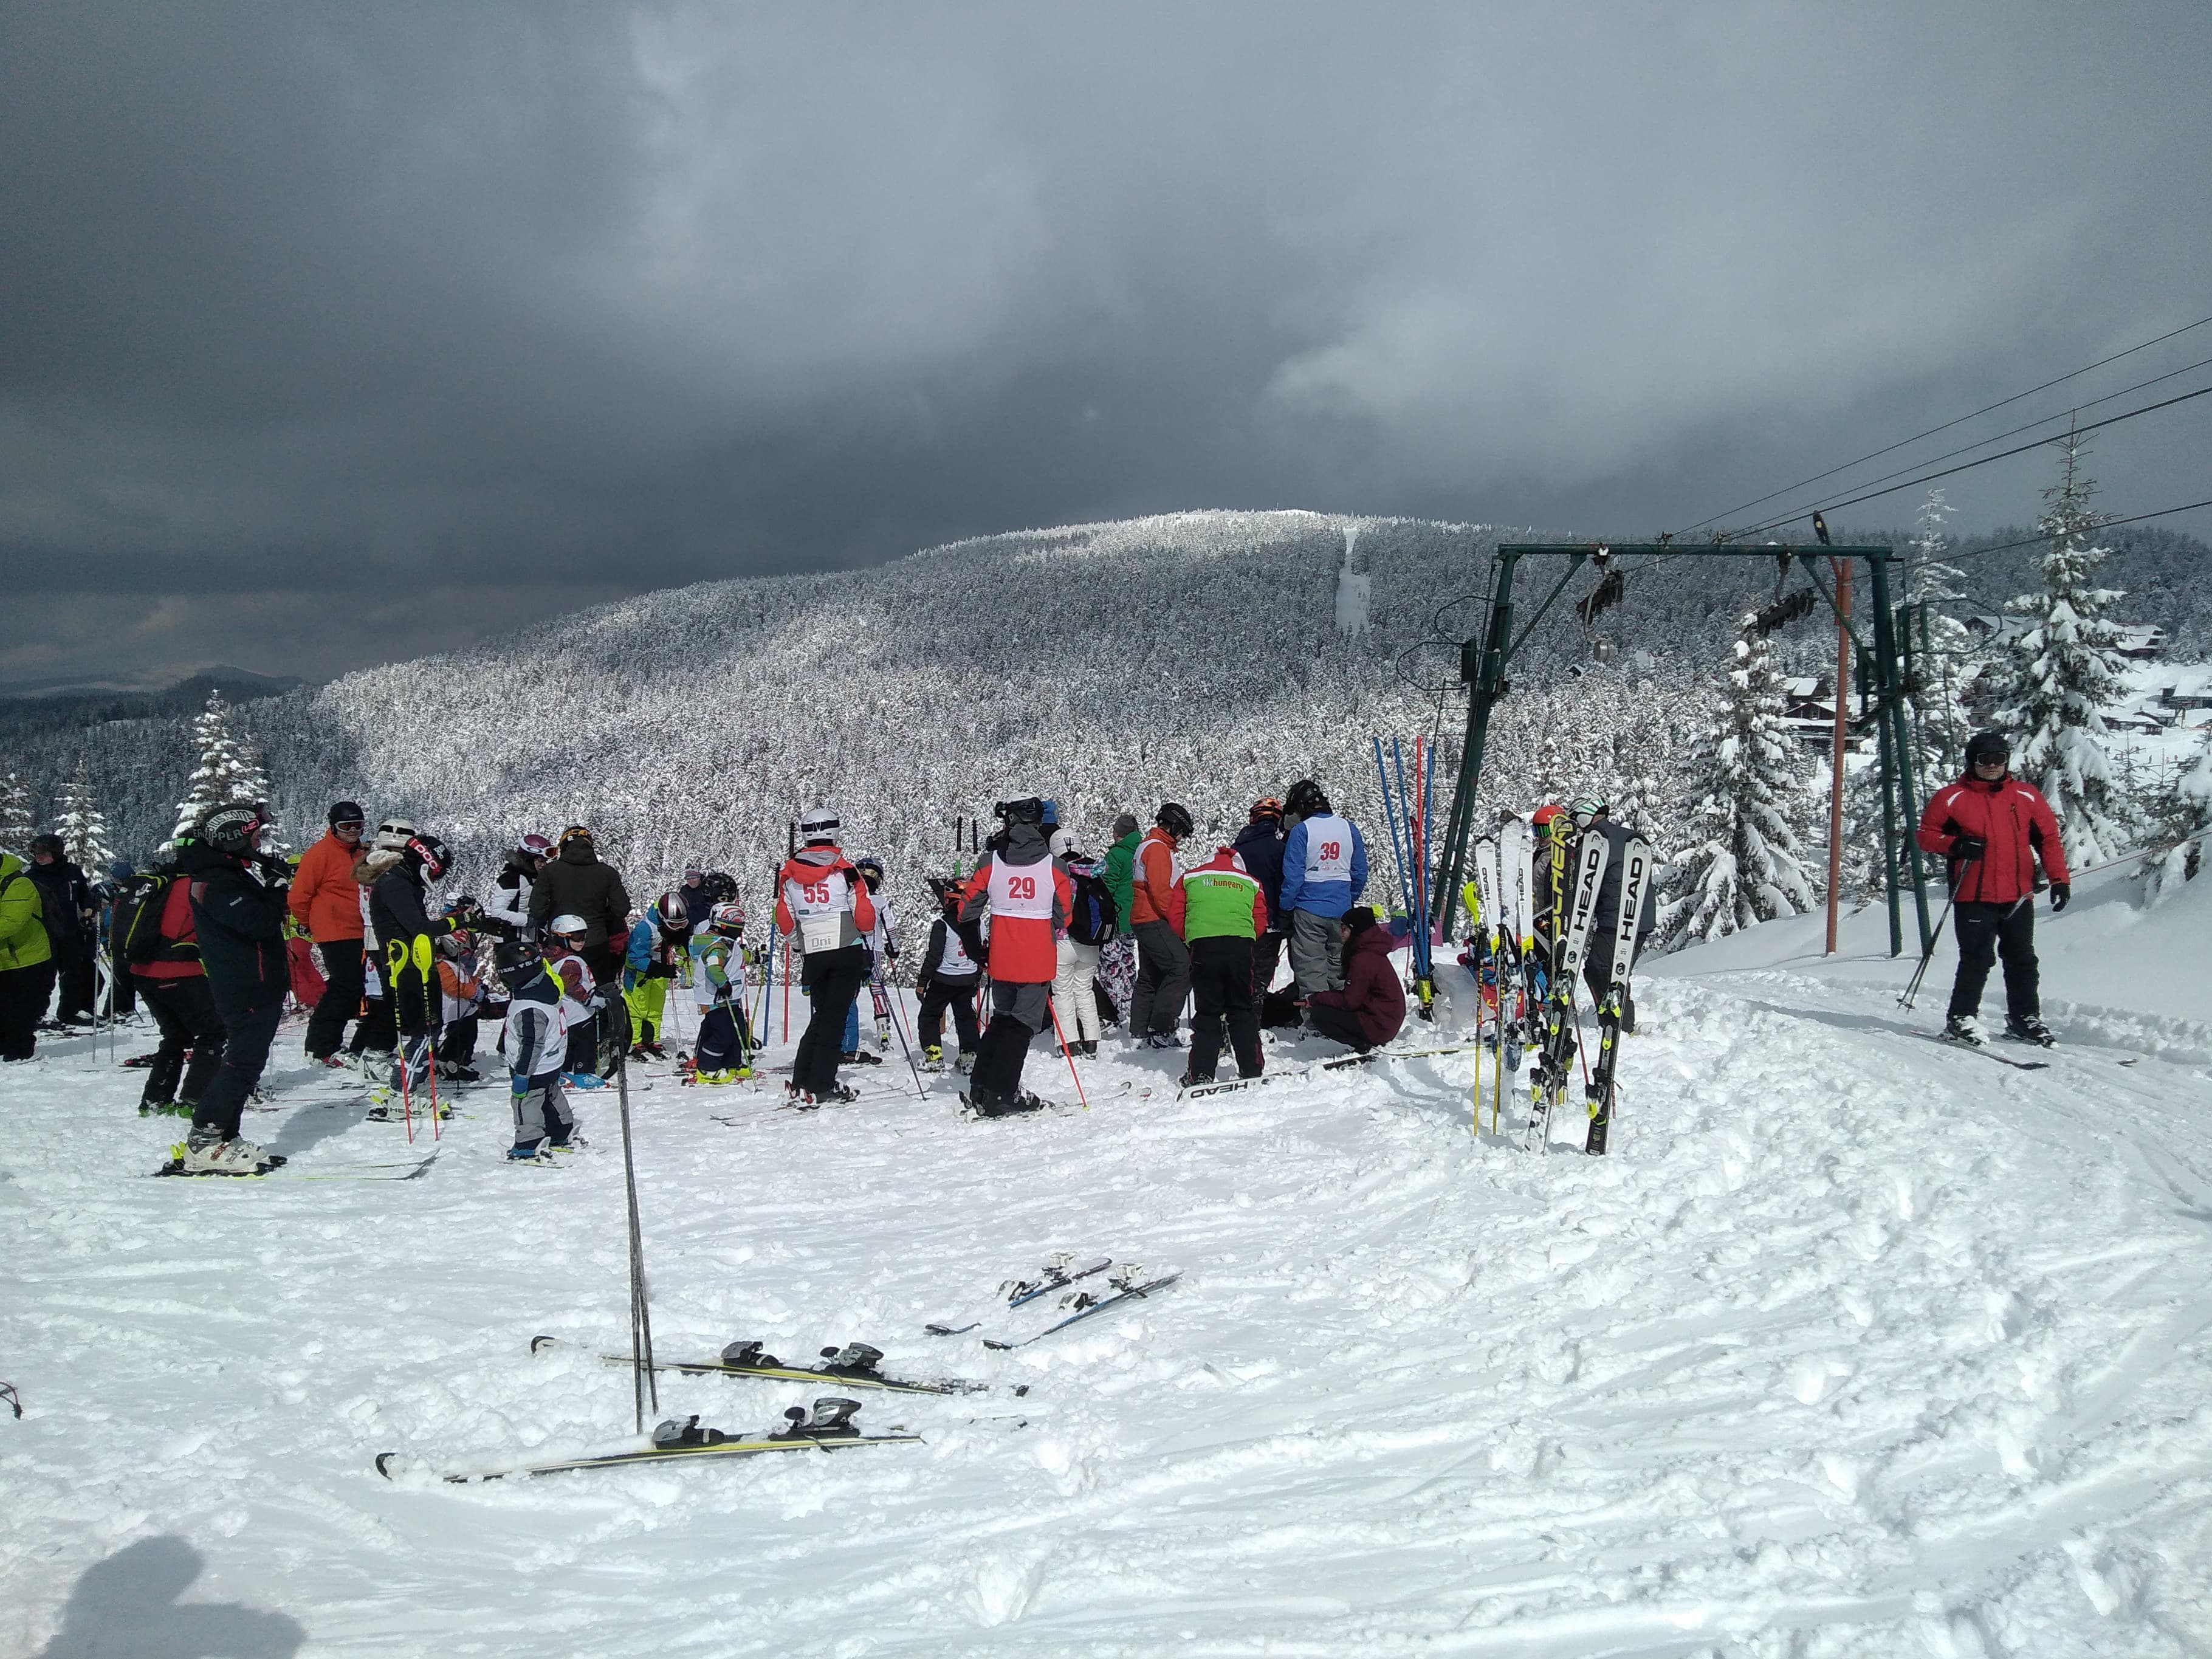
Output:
[1047,1000,1090,1111]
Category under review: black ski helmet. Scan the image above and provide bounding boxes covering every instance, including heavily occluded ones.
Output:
[1284,780,1328,819]
[495,938,542,977]
[1964,731,2010,771]
[993,798,1045,825]
[853,854,885,889]
[197,801,271,857]
[1155,802,1195,839]
[328,800,366,829]
[405,833,453,881]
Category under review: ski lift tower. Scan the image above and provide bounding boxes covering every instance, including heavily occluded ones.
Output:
[1432,541,1935,957]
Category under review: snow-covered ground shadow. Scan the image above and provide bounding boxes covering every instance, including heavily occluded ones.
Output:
[32,1536,306,1659]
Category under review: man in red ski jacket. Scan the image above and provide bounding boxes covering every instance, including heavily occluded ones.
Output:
[957,798,1072,1116]
[1915,730,2071,1046]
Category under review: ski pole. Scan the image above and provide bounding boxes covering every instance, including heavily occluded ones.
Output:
[614,1041,658,1431]
[879,975,929,1099]
[1047,1000,1090,1110]
[1897,891,1956,1011]
[414,935,442,1141]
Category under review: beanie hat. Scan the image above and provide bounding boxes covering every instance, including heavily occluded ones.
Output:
[1341,905,1377,936]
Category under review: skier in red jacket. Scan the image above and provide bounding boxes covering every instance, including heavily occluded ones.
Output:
[957,798,1072,1116]
[1915,730,2071,1047]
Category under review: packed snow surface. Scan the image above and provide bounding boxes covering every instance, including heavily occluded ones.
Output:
[7,862,2212,1656]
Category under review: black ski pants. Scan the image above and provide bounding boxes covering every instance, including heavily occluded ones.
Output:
[304,938,366,1058]
[1948,899,2039,1023]
[0,961,55,1060]
[918,975,981,1055]
[1187,936,1262,1082]
[107,933,136,1017]
[137,974,226,1105]
[1128,920,1190,1039]
[194,999,282,1141]
[795,955,867,1096]
[53,931,95,1023]
[972,980,1049,1104]
[1308,1000,1376,1054]
[1251,930,1286,1003]
[354,955,397,1056]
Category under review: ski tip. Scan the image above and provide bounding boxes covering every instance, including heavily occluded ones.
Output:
[528,1334,560,1355]
[374,1451,401,1480]
[981,1339,1014,1352]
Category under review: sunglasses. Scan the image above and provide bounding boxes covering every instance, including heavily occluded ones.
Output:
[1973,754,2009,767]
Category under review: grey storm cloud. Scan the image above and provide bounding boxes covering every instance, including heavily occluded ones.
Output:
[4,1,2210,682]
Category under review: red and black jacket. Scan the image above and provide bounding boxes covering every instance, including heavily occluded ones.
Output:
[1915,771,2070,905]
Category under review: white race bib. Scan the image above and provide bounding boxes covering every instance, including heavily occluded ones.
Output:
[799,912,843,953]
[986,857,1054,920]
[1303,816,1354,882]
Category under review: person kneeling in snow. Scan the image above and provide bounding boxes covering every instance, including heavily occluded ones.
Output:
[1300,907,1404,1054]
[691,984,753,1082]
[501,939,577,1160]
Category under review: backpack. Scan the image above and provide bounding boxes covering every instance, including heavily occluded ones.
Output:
[1068,871,1118,947]
[115,875,178,964]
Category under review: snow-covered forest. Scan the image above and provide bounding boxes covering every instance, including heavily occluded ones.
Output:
[3,506,2207,945]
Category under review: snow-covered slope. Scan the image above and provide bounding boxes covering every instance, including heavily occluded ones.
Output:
[7,856,2210,1655]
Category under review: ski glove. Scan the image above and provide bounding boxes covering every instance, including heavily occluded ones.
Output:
[1949,833,1986,862]
[2049,882,2070,913]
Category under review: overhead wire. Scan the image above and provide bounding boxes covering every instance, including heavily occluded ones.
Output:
[1722,382,2212,541]
[1672,311,2212,537]
[1942,497,2212,563]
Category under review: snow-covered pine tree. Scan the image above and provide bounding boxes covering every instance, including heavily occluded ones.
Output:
[1987,422,2129,864]
[52,762,115,873]
[0,772,34,859]
[170,690,277,850]
[1903,488,1976,781]
[1659,614,1819,947]
[2143,723,2211,904]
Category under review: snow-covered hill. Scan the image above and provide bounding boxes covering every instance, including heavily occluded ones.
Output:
[6,854,2210,1655]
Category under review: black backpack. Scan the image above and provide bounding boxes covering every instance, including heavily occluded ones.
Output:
[1068,871,1118,947]
[115,875,178,964]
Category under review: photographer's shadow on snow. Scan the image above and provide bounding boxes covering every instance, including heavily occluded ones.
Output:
[36,1535,305,1658]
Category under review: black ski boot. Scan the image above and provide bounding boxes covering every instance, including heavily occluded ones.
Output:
[1943,1015,1985,1046]
[2004,1015,2055,1047]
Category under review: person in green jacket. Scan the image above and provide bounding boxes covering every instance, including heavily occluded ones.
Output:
[1176,843,1269,1087]
[1097,812,1141,1028]
[1,850,58,1061]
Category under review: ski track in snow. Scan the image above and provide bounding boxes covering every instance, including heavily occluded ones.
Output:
[5,958,2212,1657]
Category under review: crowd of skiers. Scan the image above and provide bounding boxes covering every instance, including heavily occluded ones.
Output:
[0,726,2073,1171]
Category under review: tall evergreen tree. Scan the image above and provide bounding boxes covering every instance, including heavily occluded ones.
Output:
[170,690,277,849]
[52,761,115,872]
[2143,724,2211,904]
[1660,616,1818,947]
[1903,488,1976,782]
[0,772,34,859]
[1986,423,2129,862]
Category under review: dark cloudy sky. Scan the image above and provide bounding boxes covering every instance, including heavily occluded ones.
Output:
[5,2,2210,686]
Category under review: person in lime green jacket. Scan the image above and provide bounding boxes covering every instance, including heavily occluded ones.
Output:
[1,850,57,1061]
[1178,844,1268,1087]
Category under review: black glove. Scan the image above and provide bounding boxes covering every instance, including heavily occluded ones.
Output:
[652,960,678,978]
[1949,833,1986,863]
[2049,882,2070,913]
[915,974,934,998]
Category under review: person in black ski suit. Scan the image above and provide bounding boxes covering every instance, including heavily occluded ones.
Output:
[180,803,293,1172]
[26,834,96,1025]
[528,825,631,1069]
[1566,794,1656,1032]
[1231,797,1291,1020]
[369,831,456,1100]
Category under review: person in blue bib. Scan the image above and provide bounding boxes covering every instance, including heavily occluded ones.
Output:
[1277,778,1369,1004]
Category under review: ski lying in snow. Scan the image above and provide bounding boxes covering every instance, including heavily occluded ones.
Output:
[925,1255,1115,1335]
[980,1270,1183,1350]
[1177,1043,1484,1099]
[1918,1031,2052,1071]
[377,1397,921,1483]
[152,1150,443,1181]
[531,1334,1003,1395]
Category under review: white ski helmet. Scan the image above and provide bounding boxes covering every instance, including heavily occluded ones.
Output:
[548,913,588,944]
[374,817,418,853]
[800,804,840,845]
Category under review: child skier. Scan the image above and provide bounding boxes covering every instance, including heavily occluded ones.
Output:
[499,938,578,1161]
[915,874,981,1072]
[853,854,899,1054]
[623,891,689,1061]
[433,929,487,1083]
[542,913,608,1088]
[685,902,754,1081]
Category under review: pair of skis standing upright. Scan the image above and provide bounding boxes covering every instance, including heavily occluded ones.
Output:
[1466,814,1654,1156]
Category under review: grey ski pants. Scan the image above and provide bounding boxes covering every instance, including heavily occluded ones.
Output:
[1288,908,1345,996]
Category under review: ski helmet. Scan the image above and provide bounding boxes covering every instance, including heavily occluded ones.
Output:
[557,824,593,850]
[547,913,588,946]
[1249,797,1283,824]
[853,854,884,889]
[197,802,271,856]
[405,834,453,880]
[1965,731,2010,770]
[994,798,1045,825]
[495,938,541,977]
[1048,828,1078,860]
[515,832,553,860]
[658,892,689,927]
[1284,780,1328,820]
[437,929,473,959]
[1568,793,1607,829]
[443,893,483,924]
[328,800,366,829]
[1531,803,1565,828]
[374,819,417,854]
[709,900,746,936]
[800,804,840,844]
[1155,802,1195,839]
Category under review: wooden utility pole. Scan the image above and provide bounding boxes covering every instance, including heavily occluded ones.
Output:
[1825,557,1852,954]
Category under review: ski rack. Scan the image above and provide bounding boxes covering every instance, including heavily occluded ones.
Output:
[1432,542,1934,958]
